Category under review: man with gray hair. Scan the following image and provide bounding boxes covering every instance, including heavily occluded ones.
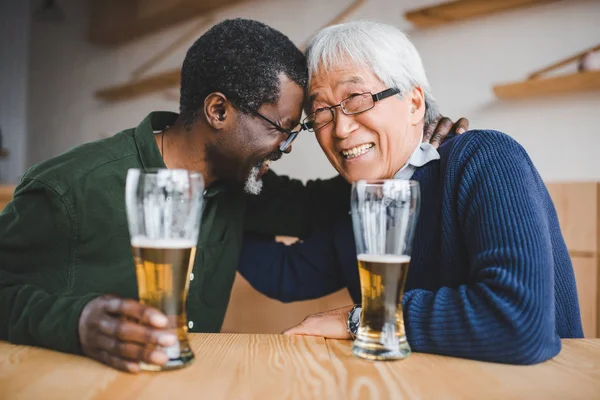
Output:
[238,20,583,365]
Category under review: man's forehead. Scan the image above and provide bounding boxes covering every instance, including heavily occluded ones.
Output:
[261,77,304,121]
[309,73,369,103]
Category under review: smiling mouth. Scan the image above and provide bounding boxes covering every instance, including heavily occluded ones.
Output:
[254,153,280,179]
[262,159,272,169]
[340,143,375,159]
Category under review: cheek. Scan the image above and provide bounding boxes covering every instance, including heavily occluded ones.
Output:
[240,125,278,159]
[316,133,337,161]
[360,105,411,155]
[234,141,263,171]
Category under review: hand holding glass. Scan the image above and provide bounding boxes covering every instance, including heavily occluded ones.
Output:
[125,169,203,371]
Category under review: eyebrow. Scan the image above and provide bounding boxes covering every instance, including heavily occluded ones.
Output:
[281,117,297,128]
[309,76,366,103]
[337,76,365,87]
[277,116,300,130]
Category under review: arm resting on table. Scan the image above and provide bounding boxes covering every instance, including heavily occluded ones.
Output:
[404,132,572,365]
[0,182,99,354]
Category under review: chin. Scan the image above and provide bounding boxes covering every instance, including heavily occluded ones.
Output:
[339,168,381,183]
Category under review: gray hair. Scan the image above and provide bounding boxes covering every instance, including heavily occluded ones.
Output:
[305,21,439,126]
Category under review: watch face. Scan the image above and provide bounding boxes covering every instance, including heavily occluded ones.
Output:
[348,306,362,335]
[350,308,361,324]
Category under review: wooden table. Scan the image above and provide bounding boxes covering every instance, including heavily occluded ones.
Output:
[1,335,599,400]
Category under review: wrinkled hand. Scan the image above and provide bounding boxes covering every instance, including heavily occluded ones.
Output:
[283,305,353,339]
[78,295,177,373]
[423,116,470,149]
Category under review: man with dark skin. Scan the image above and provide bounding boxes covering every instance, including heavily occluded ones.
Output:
[0,18,467,373]
[76,72,306,371]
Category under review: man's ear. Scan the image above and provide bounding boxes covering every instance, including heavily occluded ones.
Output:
[204,92,231,129]
[409,86,426,125]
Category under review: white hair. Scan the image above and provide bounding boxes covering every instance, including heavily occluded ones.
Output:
[305,21,439,125]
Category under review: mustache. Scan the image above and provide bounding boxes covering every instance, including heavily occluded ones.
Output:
[254,151,282,167]
[267,151,282,161]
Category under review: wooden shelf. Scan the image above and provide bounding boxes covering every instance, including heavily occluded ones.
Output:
[493,70,600,100]
[404,0,559,28]
[95,69,181,101]
[0,148,8,158]
[95,0,367,102]
[89,0,246,46]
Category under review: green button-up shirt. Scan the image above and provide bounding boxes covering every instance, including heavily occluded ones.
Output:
[0,112,350,355]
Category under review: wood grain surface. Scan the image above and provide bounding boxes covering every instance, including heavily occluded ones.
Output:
[222,272,352,334]
[1,336,599,400]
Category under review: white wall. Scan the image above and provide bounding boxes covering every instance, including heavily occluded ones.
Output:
[26,0,600,184]
[0,0,30,183]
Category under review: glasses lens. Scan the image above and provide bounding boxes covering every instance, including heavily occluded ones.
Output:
[341,93,373,114]
[279,131,299,152]
[304,109,333,132]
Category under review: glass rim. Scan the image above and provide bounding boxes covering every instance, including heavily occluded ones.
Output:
[352,179,419,187]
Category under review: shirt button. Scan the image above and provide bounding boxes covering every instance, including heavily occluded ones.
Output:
[189,272,195,281]
[188,321,194,330]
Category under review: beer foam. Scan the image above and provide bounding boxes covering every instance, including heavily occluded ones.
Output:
[357,254,411,263]
[131,236,196,249]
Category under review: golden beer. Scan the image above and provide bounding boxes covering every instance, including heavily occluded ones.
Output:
[354,254,411,360]
[131,237,196,371]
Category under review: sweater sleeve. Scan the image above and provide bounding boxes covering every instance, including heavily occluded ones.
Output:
[0,181,100,354]
[244,170,351,238]
[403,132,562,365]
[238,231,346,303]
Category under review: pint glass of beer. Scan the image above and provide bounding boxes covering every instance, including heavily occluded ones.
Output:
[125,169,204,371]
[351,180,420,361]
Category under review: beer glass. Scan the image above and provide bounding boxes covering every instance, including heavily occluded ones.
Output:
[351,180,420,361]
[125,169,204,371]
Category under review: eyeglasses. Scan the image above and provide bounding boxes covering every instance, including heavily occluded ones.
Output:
[252,112,309,152]
[303,88,400,132]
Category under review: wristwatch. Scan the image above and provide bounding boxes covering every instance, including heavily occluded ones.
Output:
[347,305,362,339]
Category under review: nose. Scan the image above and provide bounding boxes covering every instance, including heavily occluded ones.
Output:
[332,111,356,140]
[283,144,292,154]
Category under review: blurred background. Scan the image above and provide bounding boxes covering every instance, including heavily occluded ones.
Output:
[0,0,599,184]
[1,0,600,336]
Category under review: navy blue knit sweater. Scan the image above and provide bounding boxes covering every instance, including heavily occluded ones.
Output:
[239,130,583,364]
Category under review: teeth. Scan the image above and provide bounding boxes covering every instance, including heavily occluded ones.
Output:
[341,143,374,159]
[263,159,272,167]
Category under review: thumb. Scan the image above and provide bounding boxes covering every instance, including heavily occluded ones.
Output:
[282,322,311,336]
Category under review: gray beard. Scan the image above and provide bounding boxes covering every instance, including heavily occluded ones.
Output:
[244,166,263,195]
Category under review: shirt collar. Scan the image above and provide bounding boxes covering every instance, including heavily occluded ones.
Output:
[133,111,176,171]
[133,111,225,198]
[393,133,440,180]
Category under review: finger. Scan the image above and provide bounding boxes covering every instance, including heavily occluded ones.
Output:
[95,334,169,366]
[104,298,168,328]
[283,319,350,339]
[452,117,469,134]
[94,349,141,373]
[422,116,441,143]
[96,316,177,347]
[430,117,453,149]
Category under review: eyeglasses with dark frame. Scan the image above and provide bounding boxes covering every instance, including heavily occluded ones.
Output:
[303,88,400,133]
[252,111,310,152]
